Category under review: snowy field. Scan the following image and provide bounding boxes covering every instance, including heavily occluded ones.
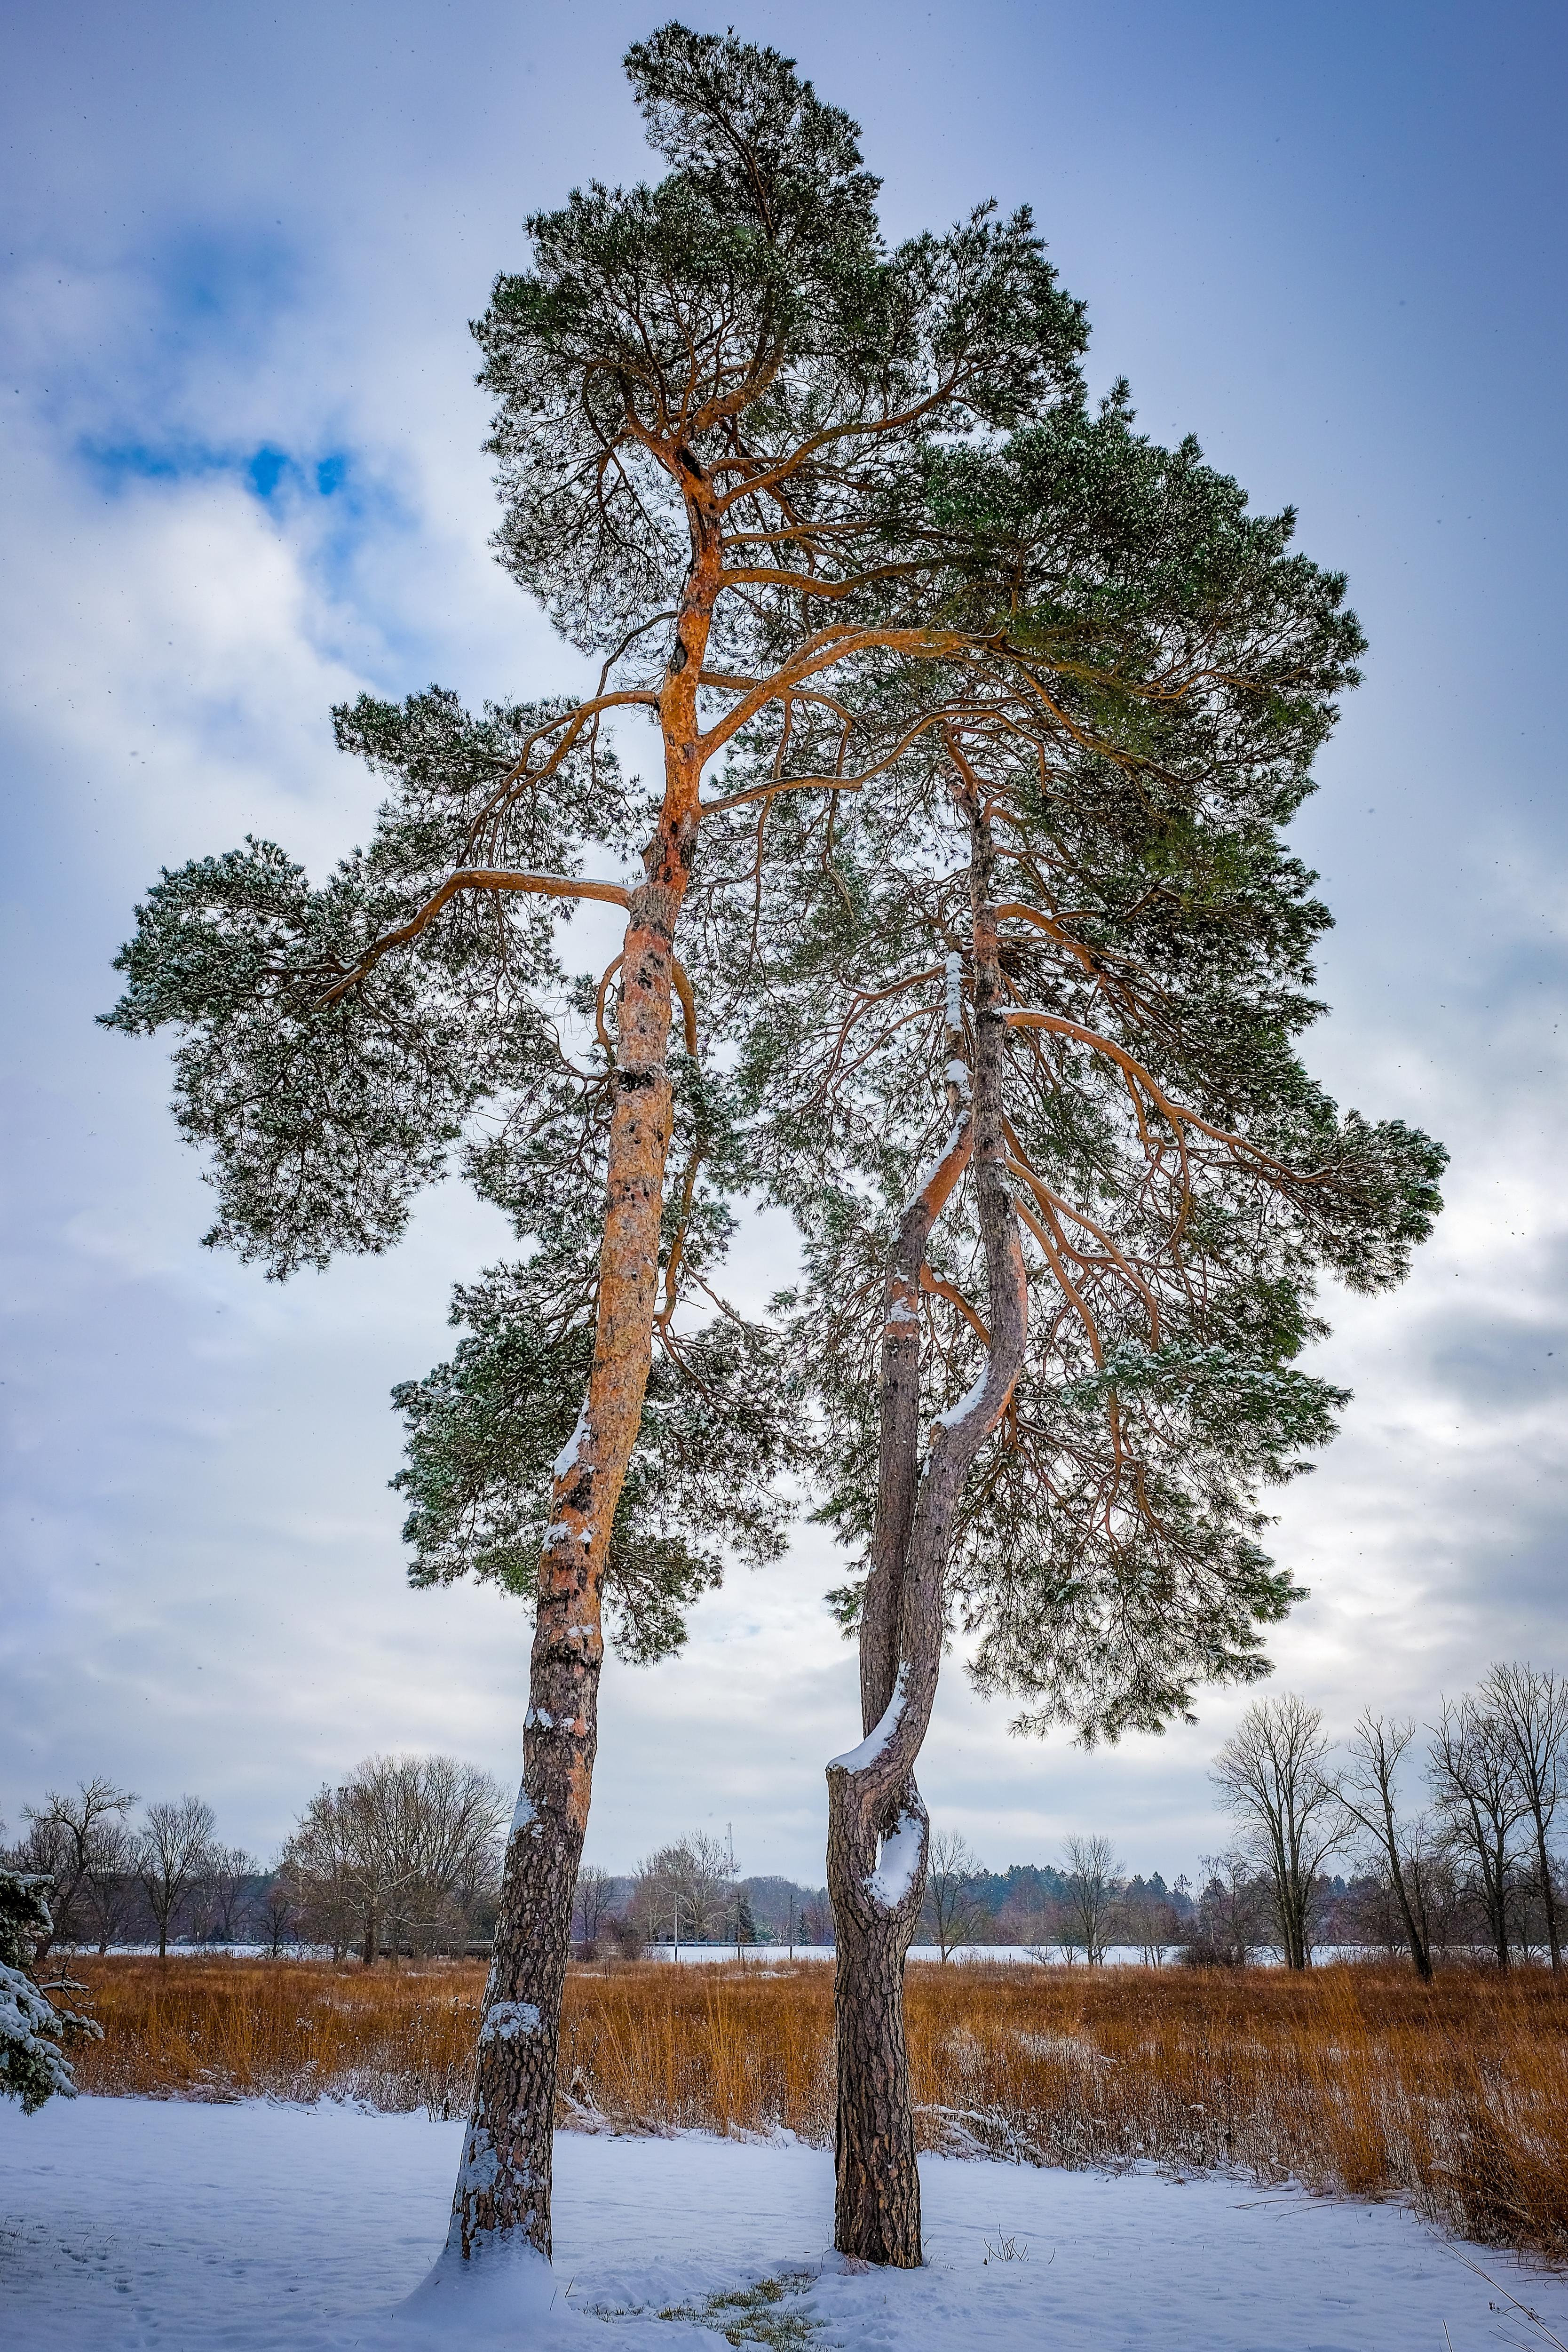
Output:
[5,2097,1568,2352]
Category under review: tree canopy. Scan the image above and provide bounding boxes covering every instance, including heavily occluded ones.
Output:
[101,19,1444,2269]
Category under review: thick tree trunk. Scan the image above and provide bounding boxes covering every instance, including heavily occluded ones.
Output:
[828,1780,927,2266]
[827,774,1027,2266]
[450,493,719,2265]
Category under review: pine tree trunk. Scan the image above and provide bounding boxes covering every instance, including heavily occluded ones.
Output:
[448,493,720,2265]
[828,1778,927,2266]
[826,773,1027,2268]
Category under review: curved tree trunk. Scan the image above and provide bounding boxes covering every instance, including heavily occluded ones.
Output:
[448,492,720,2265]
[827,771,1027,2265]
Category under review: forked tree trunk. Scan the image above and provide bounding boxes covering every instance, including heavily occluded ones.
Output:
[827,773,1027,2265]
[449,493,721,2264]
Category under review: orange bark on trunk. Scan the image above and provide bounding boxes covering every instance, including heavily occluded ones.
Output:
[451,496,721,2262]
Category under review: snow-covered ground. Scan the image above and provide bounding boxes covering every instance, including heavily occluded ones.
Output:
[4,2098,1567,2352]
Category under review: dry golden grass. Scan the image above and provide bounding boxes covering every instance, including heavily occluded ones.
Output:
[71,1953,487,2118]
[69,1954,1568,2266]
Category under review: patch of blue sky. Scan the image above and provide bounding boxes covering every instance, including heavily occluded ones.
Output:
[78,436,358,508]
[71,426,428,695]
[75,438,227,487]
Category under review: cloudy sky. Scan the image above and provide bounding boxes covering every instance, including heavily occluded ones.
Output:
[3,0,1565,1888]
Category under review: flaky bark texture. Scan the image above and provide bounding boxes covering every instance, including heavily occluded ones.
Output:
[452,502,719,2263]
[826,779,1027,2265]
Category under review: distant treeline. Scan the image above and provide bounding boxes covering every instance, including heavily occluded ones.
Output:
[10,1660,1566,1972]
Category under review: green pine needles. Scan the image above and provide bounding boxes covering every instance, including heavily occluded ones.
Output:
[103,20,1443,1740]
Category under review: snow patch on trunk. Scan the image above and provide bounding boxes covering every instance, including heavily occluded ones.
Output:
[457,2123,500,2193]
[868,1809,925,1909]
[828,1666,907,1775]
[944,949,965,1031]
[480,2000,541,2045]
[552,1402,592,1483]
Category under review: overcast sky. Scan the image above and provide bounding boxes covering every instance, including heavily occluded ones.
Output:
[3,0,1566,1889]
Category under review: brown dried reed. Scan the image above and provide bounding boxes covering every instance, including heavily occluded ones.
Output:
[69,1955,1568,2267]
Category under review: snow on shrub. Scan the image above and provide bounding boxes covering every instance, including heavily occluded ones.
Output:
[0,1867,101,2112]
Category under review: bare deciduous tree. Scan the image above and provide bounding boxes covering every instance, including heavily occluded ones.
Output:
[798,1896,834,1947]
[200,1845,258,1946]
[632,1833,731,1945]
[18,1779,137,1954]
[284,1756,505,1964]
[257,1864,300,1957]
[921,1831,989,1962]
[1060,1835,1123,1966]
[1429,1696,1529,1969]
[1212,1697,1342,1968]
[1339,1711,1438,1980]
[1481,1661,1568,1972]
[572,1864,616,1949]
[135,1797,217,1958]
[81,1815,139,1953]
[278,1789,359,1962]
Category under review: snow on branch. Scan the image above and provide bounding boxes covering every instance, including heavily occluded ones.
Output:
[934,1353,991,1432]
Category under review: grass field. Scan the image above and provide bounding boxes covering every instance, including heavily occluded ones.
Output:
[67,1954,1568,2267]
